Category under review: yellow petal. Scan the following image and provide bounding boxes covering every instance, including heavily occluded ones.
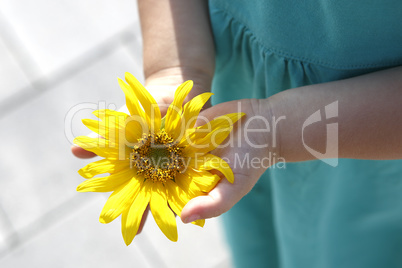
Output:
[82,119,107,137]
[180,112,245,150]
[181,92,213,131]
[165,181,187,217]
[125,72,161,131]
[125,114,149,144]
[175,172,205,197]
[73,136,123,159]
[190,154,235,183]
[91,110,124,143]
[189,112,244,140]
[99,178,142,224]
[173,172,209,225]
[193,219,205,227]
[164,80,193,140]
[77,168,135,192]
[183,126,233,156]
[78,159,130,179]
[82,118,123,145]
[93,109,129,121]
[185,168,221,192]
[117,79,146,119]
[166,181,205,227]
[121,180,152,246]
[93,109,145,143]
[150,183,178,242]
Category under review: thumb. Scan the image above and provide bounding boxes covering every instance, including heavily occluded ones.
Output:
[181,175,251,223]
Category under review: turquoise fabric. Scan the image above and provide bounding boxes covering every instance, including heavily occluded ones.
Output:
[208,1,402,267]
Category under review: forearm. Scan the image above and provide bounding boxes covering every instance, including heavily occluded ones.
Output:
[266,66,402,162]
[138,0,215,94]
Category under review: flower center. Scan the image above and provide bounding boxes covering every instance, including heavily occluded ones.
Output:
[131,130,184,183]
[148,147,171,168]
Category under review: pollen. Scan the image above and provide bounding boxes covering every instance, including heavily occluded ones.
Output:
[131,129,184,183]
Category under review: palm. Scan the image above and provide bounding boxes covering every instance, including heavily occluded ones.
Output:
[181,99,272,221]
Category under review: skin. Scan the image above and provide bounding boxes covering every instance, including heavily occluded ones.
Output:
[72,0,402,229]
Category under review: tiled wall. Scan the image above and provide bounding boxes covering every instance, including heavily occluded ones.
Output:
[0,1,231,267]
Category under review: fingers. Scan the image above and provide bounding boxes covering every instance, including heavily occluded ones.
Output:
[71,145,97,158]
[71,132,99,158]
[180,175,250,223]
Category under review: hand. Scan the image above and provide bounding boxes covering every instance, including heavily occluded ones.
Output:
[181,98,275,223]
[71,73,211,158]
[71,72,213,234]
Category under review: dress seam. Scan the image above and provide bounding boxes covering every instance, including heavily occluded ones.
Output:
[211,3,402,70]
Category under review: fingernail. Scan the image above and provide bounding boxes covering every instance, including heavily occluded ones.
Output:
[184,214,200,224]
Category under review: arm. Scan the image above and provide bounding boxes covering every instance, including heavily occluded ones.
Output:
[138,0,215,101]
[134,0,216,232]
[270,66,402,161]
[72,0,214,158]
[181,66,402,222]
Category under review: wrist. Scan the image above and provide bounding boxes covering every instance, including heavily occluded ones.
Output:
[255,97,282,165]
[144,66,213,99]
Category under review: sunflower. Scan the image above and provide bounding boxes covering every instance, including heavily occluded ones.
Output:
[74,72,244,245]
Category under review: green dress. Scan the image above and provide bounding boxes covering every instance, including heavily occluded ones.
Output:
[208,1,402,267]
